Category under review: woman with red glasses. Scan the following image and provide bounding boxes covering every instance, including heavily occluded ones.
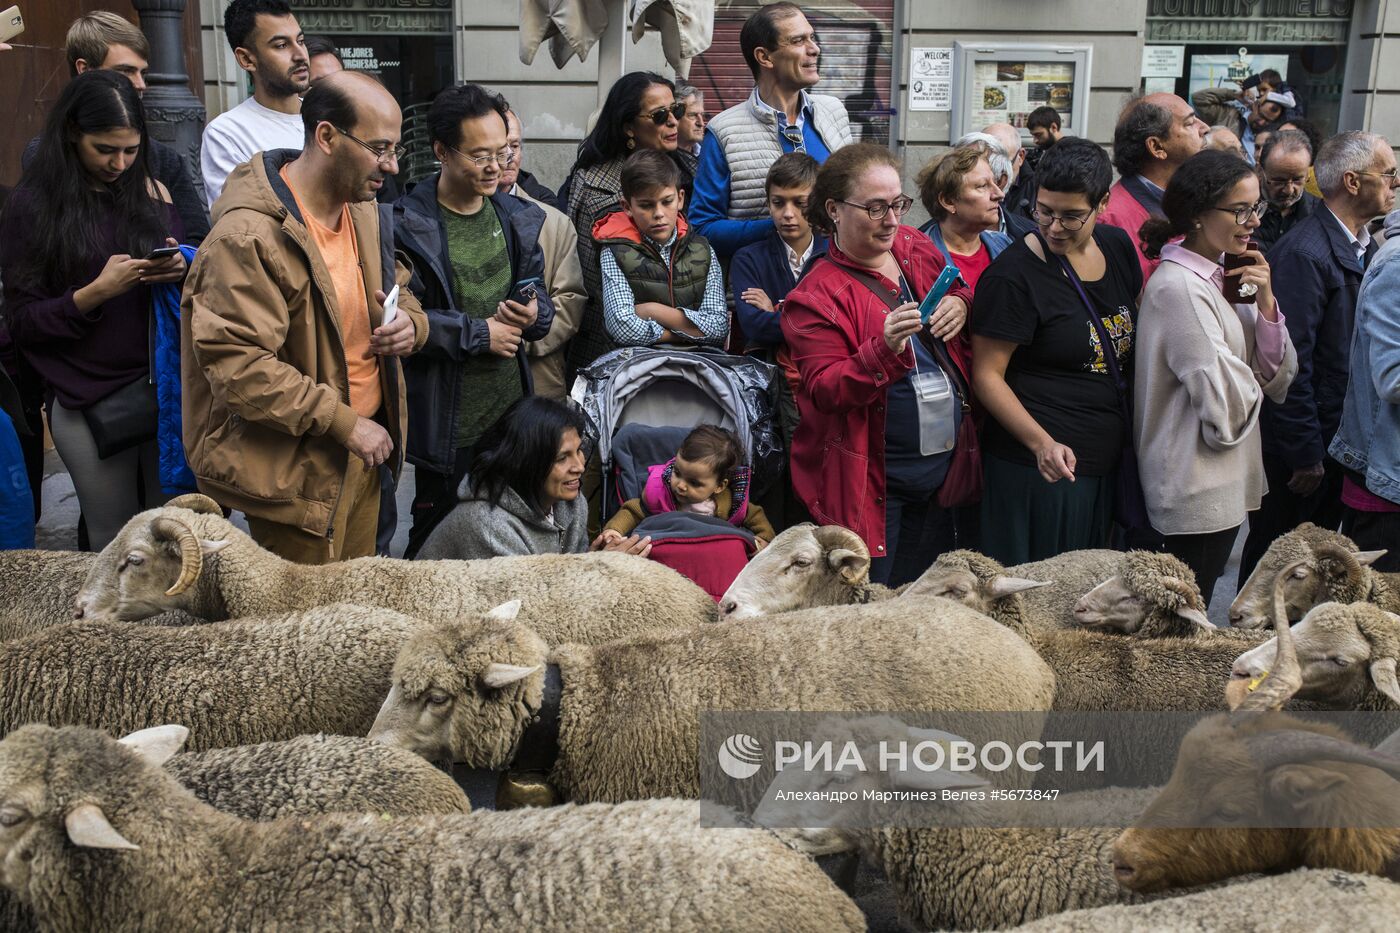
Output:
[562,72,697,372]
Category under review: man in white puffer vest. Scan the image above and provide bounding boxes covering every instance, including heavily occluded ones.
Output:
[689,2,854,261]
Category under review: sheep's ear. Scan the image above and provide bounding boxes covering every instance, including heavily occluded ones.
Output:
[892,766,989,793]
[65,804,139,851]
[481,663,540,689]
[1175,606,1216,630]
[827,548,868,585]
[485,599,522,622]
[1266,764,1348,814]
[1369,657,1400,706]
[201,539,229,556]
[988,576,1052,600]
[1357,550,1388,567]
[117,725,189,766]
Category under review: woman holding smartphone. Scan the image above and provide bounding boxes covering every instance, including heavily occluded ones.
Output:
[1135,150,1296,602]
[0,70,185,549]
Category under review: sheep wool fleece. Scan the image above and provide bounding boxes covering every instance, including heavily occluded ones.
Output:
[0,725,865,933]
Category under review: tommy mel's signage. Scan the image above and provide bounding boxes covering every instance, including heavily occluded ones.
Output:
[291,0,451,34]
[1147,0,1353,43]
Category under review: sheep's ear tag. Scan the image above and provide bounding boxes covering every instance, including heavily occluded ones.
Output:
[65,804,139,851]
[1246,670,1270,693]
[485,599,522,622]
[117,724,190,766]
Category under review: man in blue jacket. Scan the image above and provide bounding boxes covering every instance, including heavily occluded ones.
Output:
[394,83,554,557]
[688,2,852,260]
[1239,131,1395,586]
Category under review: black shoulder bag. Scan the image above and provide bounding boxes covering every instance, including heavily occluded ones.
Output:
[1038,232,1150,532]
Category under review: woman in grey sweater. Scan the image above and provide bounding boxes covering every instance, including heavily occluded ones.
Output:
[1135,151,1297,603]
[417,397,651,560]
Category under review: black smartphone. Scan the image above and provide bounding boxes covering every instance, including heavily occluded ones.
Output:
[513,277,543,304]
[145,246,181,261]
[1222,242,1259,305]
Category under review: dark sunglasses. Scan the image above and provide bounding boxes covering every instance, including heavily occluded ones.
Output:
[644,102,688,126]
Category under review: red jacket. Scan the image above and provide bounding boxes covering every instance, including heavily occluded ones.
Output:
[1097,180,1160,285]
[780,227,973,555]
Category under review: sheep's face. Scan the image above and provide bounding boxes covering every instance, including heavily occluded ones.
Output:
[1231,556,1326,629]
[718,525,869,619]
[0,741,48,894]
[1231,604,1388,708]
[1073,576,1148,632]
[371,605,548,769]
[74,511,226,622]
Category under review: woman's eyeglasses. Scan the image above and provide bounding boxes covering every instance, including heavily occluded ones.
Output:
[840,196,914,221]
[1031,208,1090,231]
[644,102,688,126]
[1210,200,1268,225]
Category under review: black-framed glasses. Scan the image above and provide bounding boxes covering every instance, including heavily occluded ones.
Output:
[644,102,687,126]
[334,126,407,165]
[1211,200,1268,225]
[781,124,806,152]
[1031,208,1090,231]
[840,196,914,221]
[448,145,517,169]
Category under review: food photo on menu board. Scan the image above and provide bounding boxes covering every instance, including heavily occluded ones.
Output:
[971,60,1074,129]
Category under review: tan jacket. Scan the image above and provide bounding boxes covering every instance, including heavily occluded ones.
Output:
[181,150,428,535]
[518,187,587,400]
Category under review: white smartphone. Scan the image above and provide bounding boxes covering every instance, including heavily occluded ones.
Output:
[382,284,399,325]
[0,6,24,44]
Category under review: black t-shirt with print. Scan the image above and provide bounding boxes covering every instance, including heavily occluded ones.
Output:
[971,225,1141,477]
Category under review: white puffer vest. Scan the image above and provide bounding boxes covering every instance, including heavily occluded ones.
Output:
[707,89,854,219]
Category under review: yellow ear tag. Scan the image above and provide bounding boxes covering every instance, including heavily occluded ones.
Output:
[1246,670,1270,692]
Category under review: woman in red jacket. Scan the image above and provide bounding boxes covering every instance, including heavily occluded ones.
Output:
[780,144,972,585]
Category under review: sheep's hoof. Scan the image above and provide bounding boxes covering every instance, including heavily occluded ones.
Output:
[497,771,559,809]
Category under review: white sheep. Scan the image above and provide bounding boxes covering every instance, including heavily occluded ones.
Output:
[0,723,865,932]
[369,597,1056,802]
[1230,523,1394,628]
[718,524,898,618]
[75,497,716,643]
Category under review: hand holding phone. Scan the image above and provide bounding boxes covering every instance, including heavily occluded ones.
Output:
[381,284,400,325]
[145,246,181,261]
[919,264,962,324]
[0,6,24,44]
[1222,243,1259,304]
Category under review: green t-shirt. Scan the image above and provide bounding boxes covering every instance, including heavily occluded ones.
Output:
[440,201,519,448]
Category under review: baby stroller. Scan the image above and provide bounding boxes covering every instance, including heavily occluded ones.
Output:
[571,347,782,599]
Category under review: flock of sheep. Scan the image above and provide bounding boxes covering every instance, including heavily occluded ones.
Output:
[1,490,1398,931]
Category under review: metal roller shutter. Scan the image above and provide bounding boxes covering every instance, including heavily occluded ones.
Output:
[688,0,896,145]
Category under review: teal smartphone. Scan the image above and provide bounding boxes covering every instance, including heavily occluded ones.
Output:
[919,264,962,324]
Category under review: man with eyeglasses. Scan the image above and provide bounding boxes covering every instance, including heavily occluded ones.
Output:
[690,2,854,259]
[391,83,555,556]
[1240,130,1397,587]
[1255,130,1317,254]
[202,0,311,209]
[183,72,427,563]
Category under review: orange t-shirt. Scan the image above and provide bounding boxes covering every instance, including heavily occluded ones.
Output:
[280,167,382,418]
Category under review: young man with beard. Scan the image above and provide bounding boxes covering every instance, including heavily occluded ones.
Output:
[392,84,555,556]
[201,0,310,207]
[182,72,427,563]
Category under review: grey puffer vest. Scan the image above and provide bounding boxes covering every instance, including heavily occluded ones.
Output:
[706,90,853,219]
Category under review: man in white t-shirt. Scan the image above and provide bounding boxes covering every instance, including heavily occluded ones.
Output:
[201,0,310,208]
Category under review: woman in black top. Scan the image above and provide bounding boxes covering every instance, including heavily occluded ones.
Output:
[971,138,1141,564]
[0,71,185,549]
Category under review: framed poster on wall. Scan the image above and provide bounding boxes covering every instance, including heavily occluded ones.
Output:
[950,42,1093,144]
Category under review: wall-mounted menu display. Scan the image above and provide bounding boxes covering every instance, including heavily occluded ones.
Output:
[951,43,1093,144]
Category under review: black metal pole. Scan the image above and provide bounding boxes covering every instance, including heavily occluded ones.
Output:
[133,0,208,201]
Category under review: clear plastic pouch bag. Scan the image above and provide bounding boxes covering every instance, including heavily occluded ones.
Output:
[911,358,956,456]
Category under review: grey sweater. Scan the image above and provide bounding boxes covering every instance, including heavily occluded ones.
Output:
[416,481,590,560]
[1134,255,1298,536]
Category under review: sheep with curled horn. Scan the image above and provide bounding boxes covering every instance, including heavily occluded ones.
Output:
[1111,563,1400,892]
[74,495,717,643]
[1230,548,1400,713]
[1229,522,1393,629]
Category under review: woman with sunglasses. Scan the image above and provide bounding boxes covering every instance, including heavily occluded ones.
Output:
[1135,150,1296,602]
[563,72,698,372]
[970,138,1141,565]
[780,144,971,585]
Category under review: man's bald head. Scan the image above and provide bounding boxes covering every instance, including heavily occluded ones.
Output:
[302,69,400,141]
[982,123,1023,161]
[1113,92,1206,178]
[300,70,403,202]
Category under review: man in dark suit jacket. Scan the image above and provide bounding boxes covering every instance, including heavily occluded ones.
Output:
[1239,131,1397,587]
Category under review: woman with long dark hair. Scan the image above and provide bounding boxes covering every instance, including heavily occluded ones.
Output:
[564,72,699,372]
[417,396,652,560]
[0,70,186,550]
[1136,150,1295,602]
